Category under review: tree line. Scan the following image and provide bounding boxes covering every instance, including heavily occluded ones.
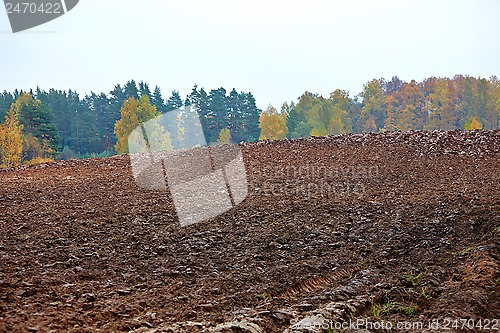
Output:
[1,75,499,168]
[0,81,261,166]
[260,75,500,140]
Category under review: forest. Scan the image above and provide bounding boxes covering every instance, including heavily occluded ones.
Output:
[0,75,499,168]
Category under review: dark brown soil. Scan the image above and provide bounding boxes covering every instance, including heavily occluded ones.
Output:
[1,130,499,332]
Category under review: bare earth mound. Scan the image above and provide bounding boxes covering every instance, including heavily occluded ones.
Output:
[1,130,499,333]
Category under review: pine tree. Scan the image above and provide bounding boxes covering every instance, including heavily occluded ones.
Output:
[151,86,166,113]
[0,91,15,121]
[227,88,240,140]
[12,93,61,157]
[206,88,228,144]
[237,92,261,142]
[226,89,260,143]
[138,81,152,99]
[286,102,307,138]
[166,91,184,112]
[110,84,127,104]
[189,85,210,143]
[124,80,139,100]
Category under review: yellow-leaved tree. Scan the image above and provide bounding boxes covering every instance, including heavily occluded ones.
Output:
[143,117,173,152]
[114,95,160,154]
[464,117,482,130]
[310,127,327,137]
[0,108,23,168]
[259,106,288,140]
[217,127,231,144]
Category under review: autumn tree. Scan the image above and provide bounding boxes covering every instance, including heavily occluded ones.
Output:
[294,92,323,127]
[425,78,458,130]
[383,80,424,131]
[457,76,478,128]
[293,92,329,137]
[115,98,140,154]
[497,99,500,125]
[310,127,327,137]
[133,117,173,152]
[363,118,377,132]
[486,76,500,129]
[0,108,23,167]
[473,78,489,128]
[381,76,404,95]
[217,127,231,144]
[114,95,158,154]
[314,101,335,135]
[384,95,399,131]
[464,117,482,130]
[326,89,352,135]
[288,90,352,137]
[359,79,386,131]
[259,106,288,140]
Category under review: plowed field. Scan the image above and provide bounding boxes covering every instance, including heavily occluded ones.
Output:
[1,130,499,332]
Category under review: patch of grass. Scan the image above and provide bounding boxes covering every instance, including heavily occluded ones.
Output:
[25,157,55,166]
[494,226,500,232]
[256,293,272,301]
[370,302,396,317]
[403,272,423,287]
[400,305,419,316]
[459,246,475,254]
[494,278,500,285]
[421,287,434,300]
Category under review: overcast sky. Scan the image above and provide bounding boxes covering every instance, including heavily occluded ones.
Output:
[1,0,499,109]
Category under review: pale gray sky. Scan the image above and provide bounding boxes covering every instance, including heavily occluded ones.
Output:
[1,0,499,109]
